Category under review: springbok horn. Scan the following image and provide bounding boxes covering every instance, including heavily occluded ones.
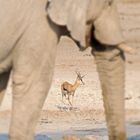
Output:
[81,74,86,78]
[75,71,80,76]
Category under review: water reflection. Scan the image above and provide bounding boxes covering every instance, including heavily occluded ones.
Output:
[0,134,52,140]
[1,134,140,140]
[1,125,140,140]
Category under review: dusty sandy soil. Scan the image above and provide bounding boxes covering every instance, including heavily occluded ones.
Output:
[0,2,140,140]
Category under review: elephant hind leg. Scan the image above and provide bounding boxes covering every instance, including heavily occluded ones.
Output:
[0,71,11,106]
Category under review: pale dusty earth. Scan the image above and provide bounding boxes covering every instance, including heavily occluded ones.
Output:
[0,2,140,140]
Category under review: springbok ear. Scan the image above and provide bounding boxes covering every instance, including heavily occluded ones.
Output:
[47,0,90,47]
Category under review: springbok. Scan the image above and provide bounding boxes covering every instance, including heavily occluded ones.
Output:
[61,71,85,106]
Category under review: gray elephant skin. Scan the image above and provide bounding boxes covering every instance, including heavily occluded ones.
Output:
[0,0,126,140]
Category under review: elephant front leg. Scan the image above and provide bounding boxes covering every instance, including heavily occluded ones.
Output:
[94,47,126,140]
[10,62,54,140]
[9,30,57,140]
[9,61,55,140]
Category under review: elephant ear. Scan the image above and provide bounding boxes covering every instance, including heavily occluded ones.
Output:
[47,0,90,47]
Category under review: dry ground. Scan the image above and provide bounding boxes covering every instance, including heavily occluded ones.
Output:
[0,1,140,140]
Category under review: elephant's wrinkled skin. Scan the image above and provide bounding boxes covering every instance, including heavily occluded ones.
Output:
[0,0,126,140]
[0,0,58,140]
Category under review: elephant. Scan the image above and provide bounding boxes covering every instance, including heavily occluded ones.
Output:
[0,0,129,140]
[48,0,127,139]
[0,0,58,140]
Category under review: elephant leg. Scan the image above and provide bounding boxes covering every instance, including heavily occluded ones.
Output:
[9,19,57,140]
[9,52,56,140]
[0,71,11,106]
[94,47,126,140]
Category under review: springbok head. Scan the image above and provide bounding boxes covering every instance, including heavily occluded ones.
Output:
[75,71,86,85]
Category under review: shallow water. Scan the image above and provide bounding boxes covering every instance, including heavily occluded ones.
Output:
[1,124,140,140]
[0,134,51,140]
[45,124,140,140]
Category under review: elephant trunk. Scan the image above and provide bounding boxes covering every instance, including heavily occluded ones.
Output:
[94,46,126,140]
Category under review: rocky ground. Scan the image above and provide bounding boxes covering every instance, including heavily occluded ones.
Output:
[0,1,140,140]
